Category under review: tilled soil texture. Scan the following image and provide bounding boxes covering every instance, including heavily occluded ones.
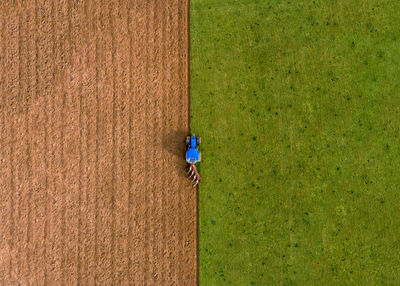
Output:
[0,1,195,285]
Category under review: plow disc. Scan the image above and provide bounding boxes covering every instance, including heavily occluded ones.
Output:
[187,163,201,187]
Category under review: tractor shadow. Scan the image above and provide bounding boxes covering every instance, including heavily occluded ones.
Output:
[162,129,188,162]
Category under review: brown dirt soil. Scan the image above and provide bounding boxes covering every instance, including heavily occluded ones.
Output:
[0,0,196,285]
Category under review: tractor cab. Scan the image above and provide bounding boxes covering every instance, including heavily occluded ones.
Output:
[186,134,201,164]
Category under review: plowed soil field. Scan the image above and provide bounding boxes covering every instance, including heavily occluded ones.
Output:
[0,0,196,285]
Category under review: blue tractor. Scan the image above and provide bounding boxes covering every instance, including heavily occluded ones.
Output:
[186,134,201,164]
[186,134,201,185]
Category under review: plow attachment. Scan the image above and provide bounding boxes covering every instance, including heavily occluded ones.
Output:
[187,163,201,187]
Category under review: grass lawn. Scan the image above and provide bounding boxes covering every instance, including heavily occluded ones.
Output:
[190,0,400,285]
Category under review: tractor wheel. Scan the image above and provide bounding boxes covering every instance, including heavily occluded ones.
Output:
[186,136,190,146]
[197,137,201,146]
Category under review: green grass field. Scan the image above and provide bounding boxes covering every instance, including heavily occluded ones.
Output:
[190,0,400,285]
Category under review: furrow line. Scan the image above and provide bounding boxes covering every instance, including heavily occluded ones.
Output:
[15,9,24,281]
[52,1,66,282]
[29,1,40,280]
[131,0,148,283]
[93,1,101,282]
[47,0,57,282]
[171,0,182,282]
[163,0,176,283]
[177,0,185,281]
[0,9,6,285]
[143,1,152,283]
[60,0,72,283]
[149,0,163,283]
[36,1,54,283]
[84,1,97,284]
[113,1,131,281]
[147,0,158,283]
[159,1,168,284]
[5,7,18,282]
[109,1,117,282]
[24,4,35,279]
[126,2,134,282]
[77,53,84,286]
[179,0,196,283]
